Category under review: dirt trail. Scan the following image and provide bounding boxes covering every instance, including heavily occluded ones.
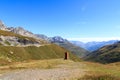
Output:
[0,61,87,80]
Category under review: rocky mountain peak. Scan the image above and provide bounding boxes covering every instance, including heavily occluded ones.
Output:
[35,34,50,41]
[50,36,68,43]
[8,26,35,38]
[0,20,7,30]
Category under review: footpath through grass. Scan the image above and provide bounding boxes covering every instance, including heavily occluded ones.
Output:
[1,59,120,80]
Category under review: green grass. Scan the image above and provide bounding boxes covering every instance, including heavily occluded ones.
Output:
[54,42,89,58]
[0,44,80,65]
[85,42,120,64]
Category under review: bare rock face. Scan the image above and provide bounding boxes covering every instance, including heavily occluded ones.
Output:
[35,34,51,42]
[0,20,48,47]
[0,20,7,30]
[8,27,36,38]
[50,36,68,43]
[0,36,41,47]
[0,20,43,40]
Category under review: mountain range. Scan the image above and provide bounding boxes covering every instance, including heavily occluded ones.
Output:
[0,20,83,65]
[71,40,118,51]
[85,41,120,63]
[2,20,120,64]
[0,20,88,62]
[49,36,89,57]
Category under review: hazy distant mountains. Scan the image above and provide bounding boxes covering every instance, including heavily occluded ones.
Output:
[85,41,120,63]
[71,40,118,51]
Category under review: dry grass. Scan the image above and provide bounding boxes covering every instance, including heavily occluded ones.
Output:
[76,61,120,80]
[9,59,73,69]
[1,59,120,80]
[78,74,120,80]
[0,59,73,73]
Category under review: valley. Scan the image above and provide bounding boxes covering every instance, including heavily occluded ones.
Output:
[1,20,120,80]
[0,0,120,79]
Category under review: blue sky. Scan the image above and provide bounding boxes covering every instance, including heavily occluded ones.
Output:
[0,0,120,42]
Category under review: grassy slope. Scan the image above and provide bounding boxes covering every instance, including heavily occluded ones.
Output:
[0,44,80,65]
[55,42,89,57]
[85,42,120,64]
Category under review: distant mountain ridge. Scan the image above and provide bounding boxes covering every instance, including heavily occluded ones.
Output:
[36,35,89,57]
[48,36,89,57]
[85,41,120,63]
[71,40,118,51]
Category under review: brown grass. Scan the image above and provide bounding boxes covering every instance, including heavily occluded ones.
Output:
[79,73,120,80]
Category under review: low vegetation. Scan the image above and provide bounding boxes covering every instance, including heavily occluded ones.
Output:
[54,42,89,57]
[1,58,120,79]
[78,62,120,80]
[0,44,80,66]
[85,42,120,64]
[79,74,119,80]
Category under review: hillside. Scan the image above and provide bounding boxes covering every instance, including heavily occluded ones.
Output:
[0,44,80,65]
[0,30,47,46]
[85,41,120,63]
[50,36,89,57]
[0,21,81,66]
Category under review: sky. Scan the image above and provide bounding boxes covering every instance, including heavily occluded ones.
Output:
[0,0,120,42]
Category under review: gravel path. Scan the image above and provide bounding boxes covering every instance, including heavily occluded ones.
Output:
[0,68,85,80]
[0,62,87,80]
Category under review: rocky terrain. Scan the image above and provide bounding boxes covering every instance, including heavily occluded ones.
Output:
[0,21,49,47]
[0,30,47,47]
[0,20,7,30]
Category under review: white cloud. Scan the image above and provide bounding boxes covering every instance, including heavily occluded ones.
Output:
[67,37,120,43]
